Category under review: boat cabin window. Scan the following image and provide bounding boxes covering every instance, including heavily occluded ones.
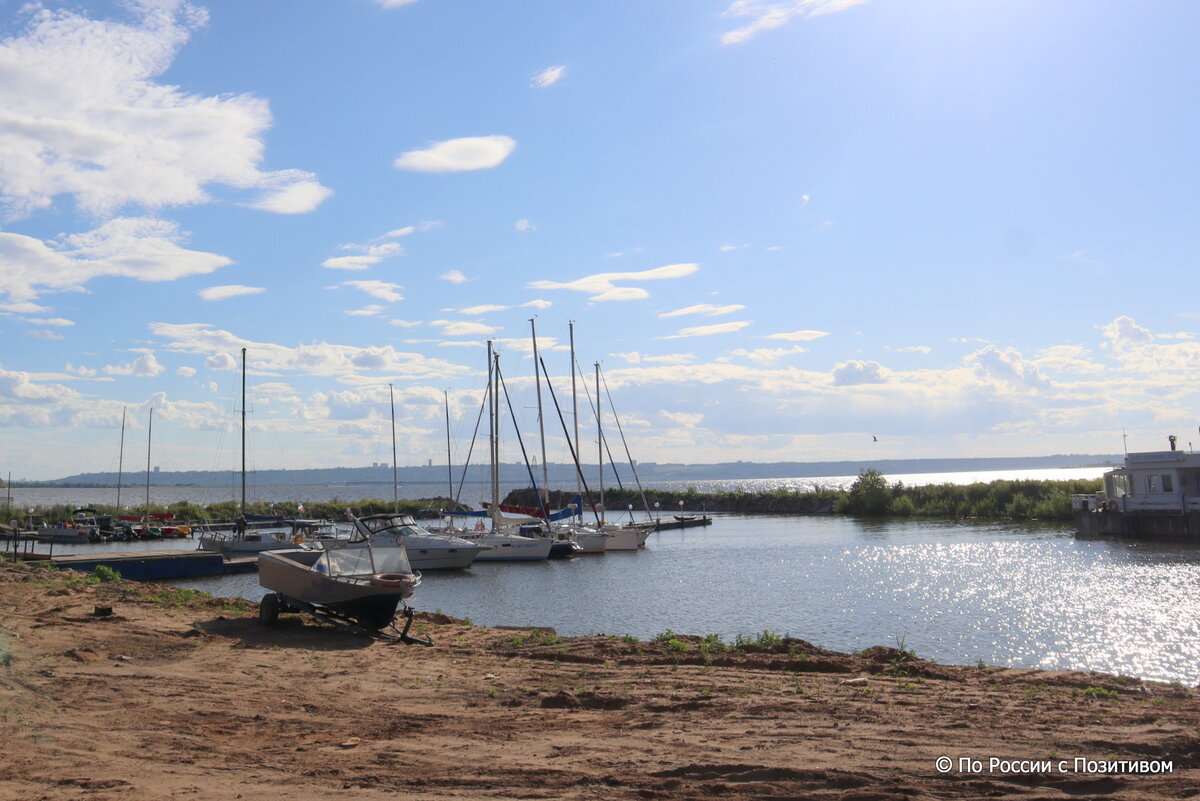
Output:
[1106,473,1130,498]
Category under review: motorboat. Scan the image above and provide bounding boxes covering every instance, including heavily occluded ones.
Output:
[353,513,490,570]
[257,541,425,638]
[198,518,346,555]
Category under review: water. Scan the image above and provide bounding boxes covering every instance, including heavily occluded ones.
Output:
[27,510,1200,685]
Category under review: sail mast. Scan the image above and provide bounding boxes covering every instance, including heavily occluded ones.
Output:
[145,406,153,527]
[570,321,579,521]
[389,383,398,513]
[530,318,549,502]
[487,341,499,531]
[596,361,603,519]
[444,390,453,513]
[240,347,246,516]
[116,406,126,511]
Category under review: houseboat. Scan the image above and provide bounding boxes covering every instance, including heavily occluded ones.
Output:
[1073,435,1200,539]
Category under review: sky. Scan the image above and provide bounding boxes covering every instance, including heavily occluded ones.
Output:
[2,0,1200,480]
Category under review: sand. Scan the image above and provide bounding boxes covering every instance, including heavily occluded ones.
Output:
[0,560,1197,800]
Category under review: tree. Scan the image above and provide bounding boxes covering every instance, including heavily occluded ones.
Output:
[838,468,892,516]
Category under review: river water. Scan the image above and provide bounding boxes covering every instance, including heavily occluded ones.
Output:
[19,501,1200,685]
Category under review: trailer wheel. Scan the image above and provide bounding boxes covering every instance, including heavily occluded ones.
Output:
[258,592,281,625]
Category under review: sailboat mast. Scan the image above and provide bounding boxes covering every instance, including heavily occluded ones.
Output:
[389,383,398,513]
[487,341,499,531]
[145,406,153,525]
[444,390,453,511]
[116,406,126,511]
[240,347,246,516]
[570,321,579,521]
[530,318,549,502]
[596,361,603,517]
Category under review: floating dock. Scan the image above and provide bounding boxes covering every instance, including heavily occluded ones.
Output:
[47,549,258,581]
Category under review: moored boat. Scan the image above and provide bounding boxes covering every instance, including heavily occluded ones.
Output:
[1073,436,1200,539]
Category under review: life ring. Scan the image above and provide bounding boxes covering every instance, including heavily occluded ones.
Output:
[370,572,414,588]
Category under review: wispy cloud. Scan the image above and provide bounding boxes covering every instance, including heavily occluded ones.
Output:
[440,270,470,284]
[371,0,419,8]
[321,243,402,271]
[521,299,552,310]
[532,65,566,89]
[0,3,329,217]
[394,136,517,173]
[515,219,536,232]
[1,219,231,303]
[660,304,745,318]
[24,317,74,327]
[529,263,699,302]
[340,280,404,303]
[345,305,385,317]
[766,329,829,342]
[721,0,866,46]
[729,345,807,364]
[459,304,507,315]
[430,320,501,337]
[24,329,62,340]
[198,285,265,301]
[662,321,751,339]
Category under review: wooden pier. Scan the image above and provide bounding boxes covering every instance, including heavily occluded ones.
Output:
[46,549,257,581]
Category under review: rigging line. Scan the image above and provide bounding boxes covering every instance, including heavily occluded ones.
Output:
[539,356,602,525]
[496,363,551,521]
[454,367,490,508]
[574,357,627,500]
[600,369,653,516]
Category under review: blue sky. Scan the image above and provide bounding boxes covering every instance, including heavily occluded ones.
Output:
[3,0,1199,479]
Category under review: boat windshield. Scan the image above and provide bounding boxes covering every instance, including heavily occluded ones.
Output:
[362,516,424,538]
[317,544,412,577]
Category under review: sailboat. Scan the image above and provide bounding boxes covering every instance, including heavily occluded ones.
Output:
[452,342,552,561]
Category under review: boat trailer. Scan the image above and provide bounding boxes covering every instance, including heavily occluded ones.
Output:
[257,592,434,646]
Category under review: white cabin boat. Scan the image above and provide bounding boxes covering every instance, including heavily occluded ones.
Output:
[1073,438,1200,538]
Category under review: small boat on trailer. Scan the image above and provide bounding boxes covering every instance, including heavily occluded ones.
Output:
[257,542,433,645]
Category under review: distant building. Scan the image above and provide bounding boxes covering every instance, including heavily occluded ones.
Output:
[153,466,160,473]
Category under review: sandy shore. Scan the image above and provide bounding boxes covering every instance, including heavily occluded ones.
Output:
[1,560,1197,800]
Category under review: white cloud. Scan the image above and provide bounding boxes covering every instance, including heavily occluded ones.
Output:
[0,301,48,313]
[341,280,404,303]
[1101,315,1153,352]
[0,218,231,303]
[321,242,403,271]
[371,0,419,7]
[663,321,751,339]
[345,305,385,317]
[529,263,699,302]
[659,304,745,318]
[532,65,566,89]
[393,136,516,173]
[440,270,469,284]
[521,299,552,310]
[966,346,1049,392]
[248,171,333,214]
[729,345,807,364]
[104,353,165,377]
[0,3,329,217]
[24,329,62,340]
[662,411,704,428]
[459,304,507,315]
[720,0,865,46]
[896,345,931,354]
[25,317,73,326]
[198,285,264,301]
[429,319,501,337]
[767,329,829,342]
[205,352,238,371]
[388,319,422,328]
[832,360,889,386]
[153,322,468,380]
[176,366,196,377]
[515,218,536,232]
[65,362,96,377]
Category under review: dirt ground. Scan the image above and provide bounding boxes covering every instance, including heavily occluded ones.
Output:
[1,560,1197,800]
